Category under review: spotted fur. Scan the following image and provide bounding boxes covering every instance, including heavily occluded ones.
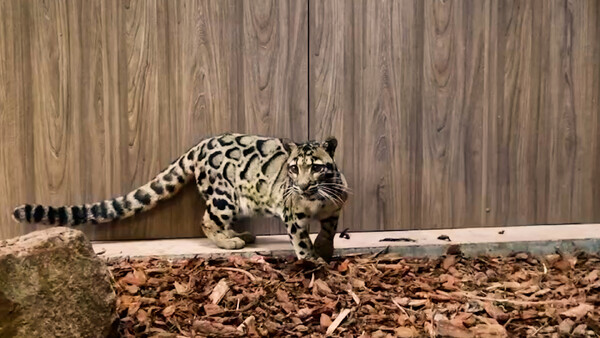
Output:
[12,133,349,260]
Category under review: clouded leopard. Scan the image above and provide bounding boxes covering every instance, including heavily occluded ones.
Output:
[12,134,349,260]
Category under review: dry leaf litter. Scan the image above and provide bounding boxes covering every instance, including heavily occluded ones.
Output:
[108,250,600,337]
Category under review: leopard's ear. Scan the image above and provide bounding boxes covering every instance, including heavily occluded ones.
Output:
[280,138,298,153]
[322,137,337,158]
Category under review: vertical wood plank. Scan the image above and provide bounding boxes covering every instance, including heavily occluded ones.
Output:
[0,0,35,239]
[241,0,308,234]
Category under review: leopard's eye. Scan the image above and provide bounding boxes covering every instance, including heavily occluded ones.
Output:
[288,165,298,175]
[312,164,326,173]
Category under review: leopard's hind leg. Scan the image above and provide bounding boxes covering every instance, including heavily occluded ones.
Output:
[197,174,254,249]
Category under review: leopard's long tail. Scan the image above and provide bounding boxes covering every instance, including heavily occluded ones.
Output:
[12,144,203,226]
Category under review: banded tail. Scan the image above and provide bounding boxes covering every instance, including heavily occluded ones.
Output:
[12,145,201,226]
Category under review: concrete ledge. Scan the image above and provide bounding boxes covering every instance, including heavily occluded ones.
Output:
[92,223,600,260]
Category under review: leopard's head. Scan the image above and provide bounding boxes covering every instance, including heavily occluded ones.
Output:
[282,137,348,204]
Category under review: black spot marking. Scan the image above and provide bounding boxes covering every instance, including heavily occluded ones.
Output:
[134,207,144,214]
[187,151,194,160]
[213,198,230,210]
[13,208,20,221]
[47,207,56,224]
[58,207,68,225]
[240,154,259,180]
[91,204,100,218]
[71,206,83,225]
[178,157,186,171]
[166,184,176,193]
[221,214,230,220]
[290,223,298,234]
[134,189,152,205]
[205,186,214,195]
[256,139,268,157]
[261,151,286,175]
[296,212,307,220]
[177,175,185,184]
[215,188,232,199]
[208,151,223,169]
[24,204,32,222]
[223,163,235,187]
[299,241,308,249]
[207,139,217,150]
[299,251,305,256]
[207,209,224,227]
[243,146,255,157]
[218,136,234,146]
[225,148,241,160]
[150,181,164,195]
[110,200,121,217]
[209,176,216,184]
[33,205,44,223]
[123,198,132,210]
[235,135,251,147]
[197,171,207,183]
[163,173,173,181]
[300,231,309,239]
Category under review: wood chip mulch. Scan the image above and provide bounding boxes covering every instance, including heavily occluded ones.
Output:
[108,250,600,337]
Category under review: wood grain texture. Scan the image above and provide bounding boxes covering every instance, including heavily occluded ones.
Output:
[0,0,307,240]
[310,0,600,231]
[2,0,599,240]
[240,0,309,234]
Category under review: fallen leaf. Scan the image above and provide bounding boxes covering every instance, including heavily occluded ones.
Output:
[561,303,594,320]
[408,299,427,307]
[237,315,257,335]
[203,303,223,316]
[193,320,242,336]
[125,285,139,294]
[173,281,188,295]
[162,305,176,317]
[297,307,314,318]
[320,313,332,329]
[572,324,587,335]
[558,318,574,335]
[484,302,509,322]
[584,270,599,284]
[394,326,417,337]
[135,308,148,323]
[435,320,473,338]
[314,279,333,295]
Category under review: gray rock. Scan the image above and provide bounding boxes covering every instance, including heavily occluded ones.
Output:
[0,227,117,337]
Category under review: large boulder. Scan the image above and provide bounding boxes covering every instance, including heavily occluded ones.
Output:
[0,227,117,337]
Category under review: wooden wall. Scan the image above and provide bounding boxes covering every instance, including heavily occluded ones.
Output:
[309,0,600,231]
[0,0,308,240]
[1,0,599,240]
